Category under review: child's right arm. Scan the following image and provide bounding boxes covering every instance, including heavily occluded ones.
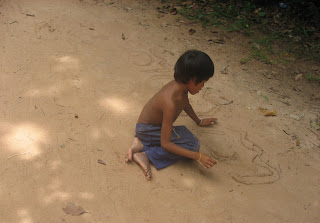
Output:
[160,101,216,169]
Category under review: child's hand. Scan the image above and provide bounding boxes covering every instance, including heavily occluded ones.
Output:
[199,118,217,126]
[199,153,217,169]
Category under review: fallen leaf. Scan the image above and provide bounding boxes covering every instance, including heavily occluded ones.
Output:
[188,29,196,35]
[98,159,106,165]
[258,107,277,116]
[170,8,178,15]
[208,38,225,44]
[63,202,87,216]
[221,66,229,74]
[181,1,193,5]
[123,6,132,12]
[295,74,303,81]
[290,114,301,121]
[262,73,273,79]
[252,43,261,50]
[310,120,320,130]
[293,86,301,91]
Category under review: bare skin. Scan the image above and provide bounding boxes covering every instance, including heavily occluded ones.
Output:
[133,152,151,181]
[126,80,217,180]
[125,137,143,162]
[125,137,152,180]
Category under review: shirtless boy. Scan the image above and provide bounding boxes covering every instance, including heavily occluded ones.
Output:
[125,50,217,180]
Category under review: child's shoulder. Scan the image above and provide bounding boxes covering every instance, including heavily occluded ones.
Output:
[158,81,188,104]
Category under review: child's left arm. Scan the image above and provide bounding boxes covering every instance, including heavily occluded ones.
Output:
[184,101,217,126]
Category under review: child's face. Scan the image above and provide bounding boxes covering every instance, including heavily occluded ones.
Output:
[188,79,207,95]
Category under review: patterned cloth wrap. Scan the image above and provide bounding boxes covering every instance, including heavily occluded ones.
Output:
[135,123,200,169]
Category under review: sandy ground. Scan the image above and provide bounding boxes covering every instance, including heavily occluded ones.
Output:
[0,0,319,222]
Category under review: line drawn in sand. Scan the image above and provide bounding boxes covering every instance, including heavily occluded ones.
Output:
[185,88,224,117]
[197,128,281,185]
[233,132,281,185]
[144,73,173,92]
[128,51,154,67]
[196,128,239,162]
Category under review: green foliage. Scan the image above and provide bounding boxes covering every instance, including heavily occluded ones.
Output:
[172,0,320,63]
[306,72,320,82]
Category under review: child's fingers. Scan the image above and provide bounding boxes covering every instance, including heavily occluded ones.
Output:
[210,118,217,124]
[207,159,217,167]
[203,159,216,168]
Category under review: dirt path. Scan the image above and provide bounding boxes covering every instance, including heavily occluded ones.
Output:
[0,0,319,222]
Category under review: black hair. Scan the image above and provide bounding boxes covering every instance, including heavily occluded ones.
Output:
[174,50,214,85]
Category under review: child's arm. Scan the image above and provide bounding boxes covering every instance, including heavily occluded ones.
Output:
[183,102,201,124]
[184,101,218,126]
[161,102,216,169]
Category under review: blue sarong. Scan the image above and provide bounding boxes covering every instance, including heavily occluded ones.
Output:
[135,123,200,170]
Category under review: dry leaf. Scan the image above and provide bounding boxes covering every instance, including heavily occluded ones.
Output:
[170,8,178,15]
[295,74,303,81]
[310,120,320,130]
[188,29,196,35]
[98,159,106,165]
[63,202,87,216]
[181,1,193,5]
[293,86,301,91]
[258,107,277,116]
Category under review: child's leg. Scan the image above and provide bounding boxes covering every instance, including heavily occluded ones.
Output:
[135,124,200,170]
[171,126,200,153]
[125,137,152,181]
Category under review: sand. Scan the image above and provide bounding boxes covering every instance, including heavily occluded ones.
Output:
[0,0,319,222]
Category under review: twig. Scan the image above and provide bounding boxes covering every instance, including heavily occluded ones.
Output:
[40,107,45,116]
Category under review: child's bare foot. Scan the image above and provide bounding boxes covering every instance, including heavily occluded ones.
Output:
[133,152,151,181]
[125,137,143,162]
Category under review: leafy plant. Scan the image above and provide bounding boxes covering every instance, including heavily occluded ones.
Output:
[306,72,320,82]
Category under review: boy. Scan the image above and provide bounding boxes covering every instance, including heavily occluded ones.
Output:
[125,50,217,180]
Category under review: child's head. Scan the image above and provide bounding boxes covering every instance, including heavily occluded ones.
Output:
[174,50,214,85]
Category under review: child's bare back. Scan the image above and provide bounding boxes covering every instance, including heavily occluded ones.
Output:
[138,81,188,126]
